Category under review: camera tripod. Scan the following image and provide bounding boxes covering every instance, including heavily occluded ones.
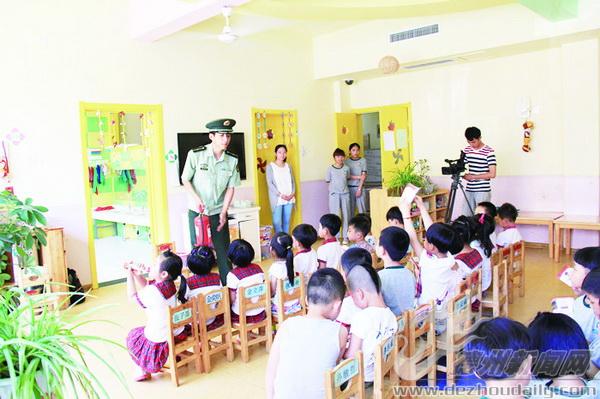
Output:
[444,172,473,223]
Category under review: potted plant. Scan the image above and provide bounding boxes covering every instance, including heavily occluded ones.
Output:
[0,190,48,286]
[0,287,129,398]
[387,159,437,197]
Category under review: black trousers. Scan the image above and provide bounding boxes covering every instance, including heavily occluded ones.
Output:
[188,210,232,285]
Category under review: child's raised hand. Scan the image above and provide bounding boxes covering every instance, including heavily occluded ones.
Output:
[414,196,425,209]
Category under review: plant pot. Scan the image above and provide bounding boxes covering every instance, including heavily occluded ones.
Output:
[0,372,50,399]
[387,187,402,197]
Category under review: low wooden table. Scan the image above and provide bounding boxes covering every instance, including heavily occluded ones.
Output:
[553,215,600,261]
[515,211,563,258]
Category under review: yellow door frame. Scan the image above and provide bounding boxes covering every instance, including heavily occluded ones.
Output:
[251,108,303,229]
[79,102,169,289]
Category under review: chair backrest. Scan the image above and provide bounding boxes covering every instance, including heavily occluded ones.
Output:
[275,274,305,322]
[197,286,230,325]
[511,241,525,271]
[447,290,472,346]
[374,334,398,399]
[407,301,436,359]
[493,260,509,317]
[238,282,271,314]
[325,352,365,399]
[155,242,176,257]
[396,311,409,354]
[167,298,199,344]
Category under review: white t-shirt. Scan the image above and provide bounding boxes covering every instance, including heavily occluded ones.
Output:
[137,284,184,343]
[317,239,345,270]
[185,279,222,325]
[418,251,458,306]
[273,316,342,399]
[226,268,265,316]
[350,306,398,382]
[294,249,318,279]
[270,162,295,206]
[269,260,300,312]
[470,240,492,291]
[572,295,600,366]
[336,295,361,326]
[496,226,522,248]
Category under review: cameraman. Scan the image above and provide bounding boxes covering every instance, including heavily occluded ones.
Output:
[462,126,496,215]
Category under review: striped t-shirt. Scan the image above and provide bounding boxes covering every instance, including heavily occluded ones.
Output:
[463,145,496,192]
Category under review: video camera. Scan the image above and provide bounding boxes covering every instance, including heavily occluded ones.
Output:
[441,151,466,176]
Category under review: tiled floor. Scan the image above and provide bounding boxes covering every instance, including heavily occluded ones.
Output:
[72,247,573,398]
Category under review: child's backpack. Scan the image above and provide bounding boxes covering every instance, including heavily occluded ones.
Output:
[195,212,213,248]
[67,268,86,306]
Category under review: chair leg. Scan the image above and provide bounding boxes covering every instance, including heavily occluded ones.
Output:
[508,279,514,304]
[519,273,525,297]
[194,343,203,373]
[225,332,234,362]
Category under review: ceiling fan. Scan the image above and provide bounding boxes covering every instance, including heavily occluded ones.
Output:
[218,6,238,43]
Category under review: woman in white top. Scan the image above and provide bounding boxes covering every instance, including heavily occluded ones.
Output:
[266,144,296,234]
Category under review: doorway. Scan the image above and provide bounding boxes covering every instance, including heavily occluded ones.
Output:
[79,103,169,288]
[360,112,382,188]
[251,108,302,239]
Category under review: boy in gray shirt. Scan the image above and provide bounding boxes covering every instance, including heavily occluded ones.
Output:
[325,148,350,243]
[345,142,368,215]
[376,226,416,316]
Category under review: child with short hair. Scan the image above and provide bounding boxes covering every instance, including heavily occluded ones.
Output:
[386,206,405,228]
[528,312,599,399]
[344,265,397,384]
[496,202,522,247]
[336,247,373,329]
[185,246,223,330]
[570,247,600,357]
[377,226,416,316]
[464,317,532,399]
[348,214,374,253]
[581,268,600,374]
[317,213,345,269]
[356,213,377,248]
[266,268,348,399]
[291,223,319,280]
[226,239,266,324]
[269,232,301,315]
[325,148,351,244]
[470,213,496,291]
[125,250,188,382]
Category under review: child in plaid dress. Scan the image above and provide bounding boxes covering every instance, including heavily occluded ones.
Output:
[269,232,301,315]
[226,239,266,324]
[125,250,188,382]
[185,246,223,330]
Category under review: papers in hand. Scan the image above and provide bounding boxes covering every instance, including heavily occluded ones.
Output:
[551,296,575,317]
[557,265,574,288]
[400,183,421,205]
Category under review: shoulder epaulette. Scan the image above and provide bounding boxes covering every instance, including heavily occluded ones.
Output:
[225,150,238,158]
[192,146,206,152]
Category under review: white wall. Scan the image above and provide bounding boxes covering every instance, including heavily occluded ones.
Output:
[0,0,335,285]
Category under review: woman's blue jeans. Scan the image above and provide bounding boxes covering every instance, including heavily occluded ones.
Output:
[272,203,293,234]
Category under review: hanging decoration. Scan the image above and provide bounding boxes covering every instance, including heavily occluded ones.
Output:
[287,112,294,147]
[256,157,267,174]
[281,112,286,145]
[378,55,400,74]
[96,110,105,147]
[256,112,262,150]
[3,128,25,146]
[342,126,348,135]
[165,150,178,163]
[111,118,117,147]
[522,121,534,153]
[266,128,273,140]
[118,111,127,146]
[392,149,403,164]
[262,112,268,150]
[1,141,9,178]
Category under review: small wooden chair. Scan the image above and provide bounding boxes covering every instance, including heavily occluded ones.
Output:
[154,242,176,257]
[231,282,273,362]
[373,334,399,399]
[197,287,234,373]
[436,290,472,386]
[272,275,306,329]
[508,241,525,303]
[395,301,437,387]
[164,298,202,386]
[396,311,409,356]
[325,352,365,399]
[481,260,509,318]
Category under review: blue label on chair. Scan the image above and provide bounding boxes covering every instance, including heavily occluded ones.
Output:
[173,308,192,324]
[397,317,405,331]
[383,336,395,361]
[334,359,359,387]
[245,284,266,298]
[205,291,223,305]
[455,296,469,312]
[284,276,301,291]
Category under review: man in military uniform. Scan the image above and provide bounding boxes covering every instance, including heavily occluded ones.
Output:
[181,118,240,284]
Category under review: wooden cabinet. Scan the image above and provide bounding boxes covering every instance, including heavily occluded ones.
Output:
[369,189,449,239]
[40,227,69,308]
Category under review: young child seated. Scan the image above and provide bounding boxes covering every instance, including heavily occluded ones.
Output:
[292,223,319,281]
[317,213,345,269]
[496,202,522,247]
[386,206,405,228]
[376,226,416,316]
[269,232,301,315]
[581,268,600,375]
[344,265,397,384]
[475,201,498,249]
[399,197,458,304]
[226,239,266,324]
[266,268,348,399]
[125,250,188,382]
[528,312,598,399]
[451,216,483,279]
[356,213,377,248]
[336,247,373,329]
[184,246,223,330]
[464,317,533,399]
[470,213,496,291]
[348,214,374,253]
